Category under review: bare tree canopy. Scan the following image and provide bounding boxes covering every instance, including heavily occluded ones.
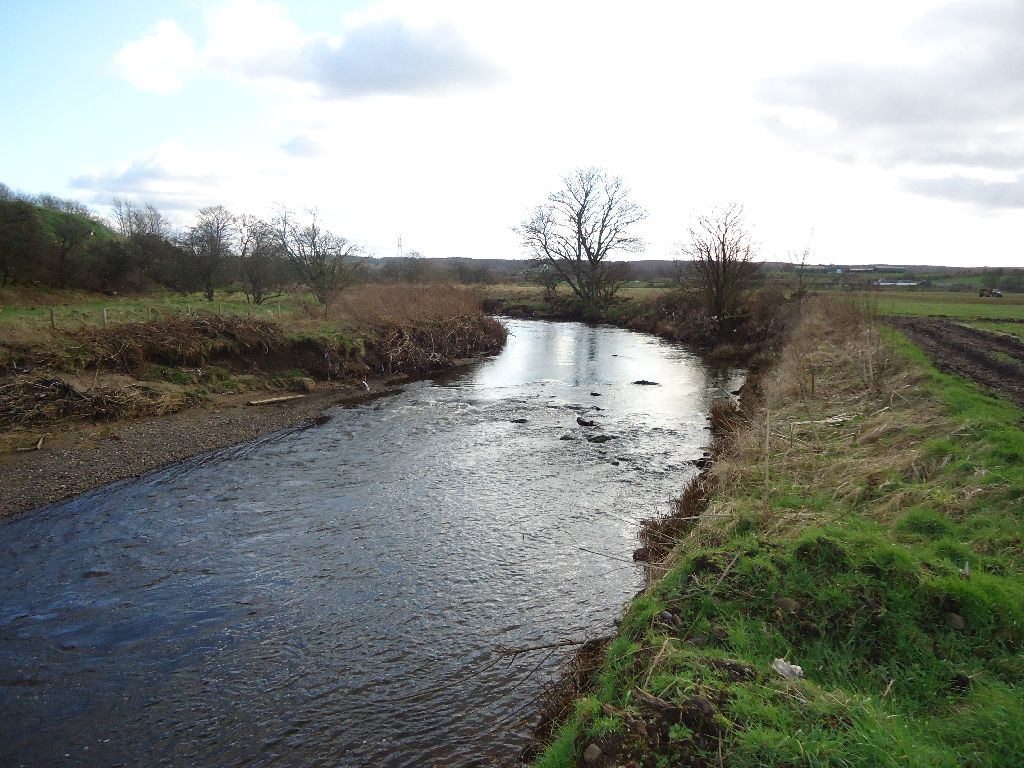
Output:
[181,205,236,301]
[515,167,646,305]
[679,203,761,318]
[236,214,288,304]
[275,208,362,303]
[111,198,171,239]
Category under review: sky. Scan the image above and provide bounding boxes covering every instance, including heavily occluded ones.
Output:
[1,0,1022,267]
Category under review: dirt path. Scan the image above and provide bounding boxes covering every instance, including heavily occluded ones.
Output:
[891,317,1024,410]
[0,380,401,520]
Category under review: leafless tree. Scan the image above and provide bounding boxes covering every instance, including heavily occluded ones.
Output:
[527,258,563,300]
[679,203,761,318]
[35,193,95,220]
[236,214,288,304]
[111,198,171,239]
[181,205,236,300]
[515,168,646,305]
[789,243,813,304]
[275,208,362,303]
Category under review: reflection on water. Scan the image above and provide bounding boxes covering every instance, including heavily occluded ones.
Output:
[0,320,742,768]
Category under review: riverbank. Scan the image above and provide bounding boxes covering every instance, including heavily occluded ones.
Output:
[530,296,1024,767]
[0,377,405,518]
[0,286,506,518]
[482,285,788,366]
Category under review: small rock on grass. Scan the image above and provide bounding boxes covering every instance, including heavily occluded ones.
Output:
[771,658,804,680]
[582,743,602,764]
[773,596,800,614]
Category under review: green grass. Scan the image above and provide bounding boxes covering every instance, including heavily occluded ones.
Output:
[0,289,303,329]
[869,290,1024,321]
[966,322,1024,341]
[531,313,1024,767]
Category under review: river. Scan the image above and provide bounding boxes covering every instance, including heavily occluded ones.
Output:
[0,319,742,767]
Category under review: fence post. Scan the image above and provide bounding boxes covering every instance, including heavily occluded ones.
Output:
[102,307,108,327]
[50,307,56,330]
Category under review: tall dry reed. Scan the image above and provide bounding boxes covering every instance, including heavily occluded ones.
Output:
[328,283,483,328]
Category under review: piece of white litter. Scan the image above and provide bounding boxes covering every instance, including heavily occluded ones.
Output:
[772,658,804,680]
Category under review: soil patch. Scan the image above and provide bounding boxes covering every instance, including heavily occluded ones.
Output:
[891,317,1024,409]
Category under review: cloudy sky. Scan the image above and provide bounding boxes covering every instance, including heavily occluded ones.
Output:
[2,0,1022,266]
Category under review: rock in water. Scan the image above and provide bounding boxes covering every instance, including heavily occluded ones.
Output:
[576,416,596,427]
[587,434,614,443]
[632,379,660,385]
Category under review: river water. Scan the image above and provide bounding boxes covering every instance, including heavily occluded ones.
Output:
[0,319,741,767]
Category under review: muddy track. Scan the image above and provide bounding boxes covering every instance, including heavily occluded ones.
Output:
[891,317,1024,410]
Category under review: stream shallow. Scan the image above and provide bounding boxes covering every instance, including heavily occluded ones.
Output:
[0,319,742,767]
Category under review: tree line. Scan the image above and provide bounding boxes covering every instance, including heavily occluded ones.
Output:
[0,183,375,302]
[0,183,499,301]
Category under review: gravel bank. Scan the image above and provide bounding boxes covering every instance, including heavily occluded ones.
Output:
[0,381,394,519]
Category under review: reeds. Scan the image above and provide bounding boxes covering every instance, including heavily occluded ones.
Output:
[328,283,485,328]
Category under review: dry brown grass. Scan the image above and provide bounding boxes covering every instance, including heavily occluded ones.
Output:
[0,374,188,429]
[0,317,55,346]
[685,295,956,544]
[327,283,483,328]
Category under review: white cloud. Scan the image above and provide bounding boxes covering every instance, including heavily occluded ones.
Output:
[112,0,500,99]
[759,0,1024,209]
[112,19,198,93]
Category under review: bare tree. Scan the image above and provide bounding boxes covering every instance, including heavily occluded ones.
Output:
[679,203,761,318]
[236,214,288,304]
[181,205,236,300]
[275,208,362,303]
[526,258,563,300]
[35,193,95,220]
[111,198,171,239]
[515,168,646,305]
[789,243,813,305]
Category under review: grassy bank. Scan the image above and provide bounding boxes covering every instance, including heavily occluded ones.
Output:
[531,297,1023,767]
[0,284,505,449]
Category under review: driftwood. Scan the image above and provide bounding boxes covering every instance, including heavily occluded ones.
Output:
[246,395,306,406]
[17,436,45,452]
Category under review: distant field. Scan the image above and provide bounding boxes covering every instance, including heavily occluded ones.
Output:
[0,288,315,344]
[867,289,1024,321]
